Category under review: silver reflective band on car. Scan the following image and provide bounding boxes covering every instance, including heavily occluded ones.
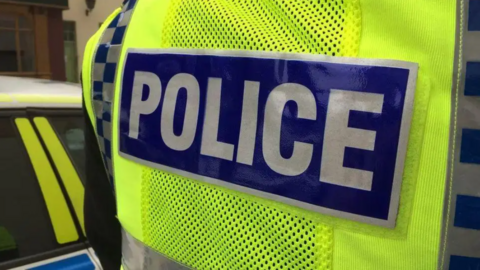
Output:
[122,229,190,270]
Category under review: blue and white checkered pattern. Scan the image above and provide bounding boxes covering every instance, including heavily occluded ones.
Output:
[444,0,480,269]
[91,0,138,187]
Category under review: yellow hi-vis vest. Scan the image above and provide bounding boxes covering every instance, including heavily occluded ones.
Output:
[82,0,480,269]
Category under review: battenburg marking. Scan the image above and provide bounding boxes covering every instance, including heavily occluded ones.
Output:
[119,49,418,227]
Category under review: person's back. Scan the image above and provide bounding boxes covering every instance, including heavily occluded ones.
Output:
[82,0,480,269]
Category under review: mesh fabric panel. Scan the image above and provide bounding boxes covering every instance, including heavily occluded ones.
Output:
[142,170,333,270]
[141,0,361,269]
[161,0,360,57]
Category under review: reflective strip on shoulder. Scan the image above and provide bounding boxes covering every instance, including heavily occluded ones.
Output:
[122,229,190,270]
[89,0,139,188]
[440,0,480,269]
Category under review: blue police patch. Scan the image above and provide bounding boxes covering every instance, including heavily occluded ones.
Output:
[118,49,418,227]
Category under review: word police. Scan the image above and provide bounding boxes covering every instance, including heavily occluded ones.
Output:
[119,50,414,224]
[128,70,384,191]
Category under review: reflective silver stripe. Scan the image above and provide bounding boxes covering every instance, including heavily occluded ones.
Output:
[440,0,480,269]
[122,230,190,270]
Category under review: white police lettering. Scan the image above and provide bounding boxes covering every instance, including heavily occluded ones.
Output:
[320,90,384,190]
[160,73,200,151]
[120,49,418,226]
[201,78,235,161]
[263,83,317,176]
[236,81,260,166]
[127,73,384,181]
[128,71,162,139]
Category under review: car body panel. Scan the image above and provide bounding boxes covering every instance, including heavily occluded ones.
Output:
[0,76,81,109]
[9,249,101,270]
[0,76,100,269]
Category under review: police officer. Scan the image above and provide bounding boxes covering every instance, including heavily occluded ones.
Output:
[82,0,479,269]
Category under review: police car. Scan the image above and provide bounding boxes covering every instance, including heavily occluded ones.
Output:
[0,76,101,269]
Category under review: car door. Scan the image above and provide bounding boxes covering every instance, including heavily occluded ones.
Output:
[0,108,100,270]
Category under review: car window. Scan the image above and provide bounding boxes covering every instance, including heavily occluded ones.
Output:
[0,117,59,262]
[47,116,86,183]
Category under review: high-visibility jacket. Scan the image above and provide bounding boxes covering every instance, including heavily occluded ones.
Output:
[82,0,480,269]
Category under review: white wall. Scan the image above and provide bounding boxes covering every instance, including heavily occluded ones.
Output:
[63,0,123,73]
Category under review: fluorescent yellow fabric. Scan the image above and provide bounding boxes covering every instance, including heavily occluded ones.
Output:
[81,0,456,269]
[162,0,360,57]
[142,169,334,269]
[334,0,455,269]
[34,117,86,235]
[145,0,411,241]
[82,2,170,246]
[111,1,172,243]
[15,118,79,244]
[82,36,98,127]
[82,34,99,127]
[118,1,362,269]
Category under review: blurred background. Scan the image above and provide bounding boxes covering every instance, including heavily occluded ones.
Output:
[0,0,122,83]
[0,1,122,269]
